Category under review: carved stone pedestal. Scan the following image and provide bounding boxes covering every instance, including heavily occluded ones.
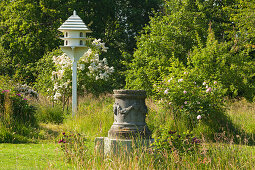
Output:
[95,90,153,155]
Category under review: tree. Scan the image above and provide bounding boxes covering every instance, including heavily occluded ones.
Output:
[125,0,243,95]
[188,27,255,101]
[0,0,161,87]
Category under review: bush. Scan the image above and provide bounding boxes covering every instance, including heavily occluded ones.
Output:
[187,28,255,101]
[155,60,227,129]
[0,89,37,142]
[35,39,115,108]
[0,90,37,127]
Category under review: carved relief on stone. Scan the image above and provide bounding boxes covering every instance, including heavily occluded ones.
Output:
[113,102,148,120]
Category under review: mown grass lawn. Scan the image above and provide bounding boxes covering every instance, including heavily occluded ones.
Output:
[0,143,72,169]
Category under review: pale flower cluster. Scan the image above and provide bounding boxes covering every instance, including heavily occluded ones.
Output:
[92,39,108,52]
[50,38,114,101]
[88,54,114,80]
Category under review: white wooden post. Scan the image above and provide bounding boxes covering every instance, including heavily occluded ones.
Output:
[72,57,78,116]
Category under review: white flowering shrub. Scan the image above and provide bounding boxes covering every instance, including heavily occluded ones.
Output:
[50,39,114,102]
[35,39,114,107]
[154,60,228,132]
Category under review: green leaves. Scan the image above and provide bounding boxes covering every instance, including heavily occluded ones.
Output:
[0,0,161,87]
[125,0,255,101]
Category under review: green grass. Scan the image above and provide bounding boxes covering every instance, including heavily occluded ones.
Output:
[0,143,73,169]
[0,95,255,169]
[228,99,255,134]
[0,142,254,169]
[62,95,114,141]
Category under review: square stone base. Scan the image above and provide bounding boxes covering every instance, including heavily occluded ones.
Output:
[95,137,154,155]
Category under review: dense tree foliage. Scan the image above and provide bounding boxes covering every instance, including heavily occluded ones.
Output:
[126,0,255,100]
[0,0,161,86]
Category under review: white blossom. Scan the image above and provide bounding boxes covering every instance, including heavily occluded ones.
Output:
[53,92,62,100]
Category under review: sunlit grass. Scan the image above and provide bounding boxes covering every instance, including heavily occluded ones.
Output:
[62,94,114,141]
[227,99,255,134]
[0,95,255,169]
[0,143,73,169]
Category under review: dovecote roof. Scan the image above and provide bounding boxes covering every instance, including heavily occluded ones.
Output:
[58,10,91,32]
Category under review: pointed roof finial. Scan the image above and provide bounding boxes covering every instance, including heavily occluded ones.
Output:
[58,10,92,32]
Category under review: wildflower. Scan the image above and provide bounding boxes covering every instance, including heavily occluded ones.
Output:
[184,101,188,104]
[192,137,201,144]
[58,139,66,143]
[168,130,176,134]
[203,82,206,86]
[194,82,196,84]
[214,81,217,84]
[184,72,187,75]
[197,115,201,120]
[169,102,172,105]
[183,90,187,94]
[181,105,184,109]
[53,92,62,100]
[16,94,21,97]
[178,79,183,82]
[168,77,173,83]
[197,101,201,104]
[164,89,169,95]
[24,98,28,100]
[206,87,212,93]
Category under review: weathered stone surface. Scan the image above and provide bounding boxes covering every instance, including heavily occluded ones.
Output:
[94,89,153,155]
[103,137,154,155]
[108,90,151,139]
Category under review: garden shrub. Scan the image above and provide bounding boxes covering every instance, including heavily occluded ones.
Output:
[35,39,115,110]
[188,28,255,102]
[0,89,37,143]
[154,56,246,141]
[155,59,227,127]
[125,1,255,101]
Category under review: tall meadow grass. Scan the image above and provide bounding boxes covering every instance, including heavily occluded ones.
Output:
[62,94,114,141]
[52,95,255,169]
[1,91,252,169]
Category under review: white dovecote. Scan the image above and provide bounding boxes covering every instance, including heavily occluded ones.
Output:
[58,10,92,117]
[58,10,92,47]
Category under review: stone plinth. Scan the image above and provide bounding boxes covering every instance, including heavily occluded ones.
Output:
[95,137,154,156]
[95,90,153,155]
